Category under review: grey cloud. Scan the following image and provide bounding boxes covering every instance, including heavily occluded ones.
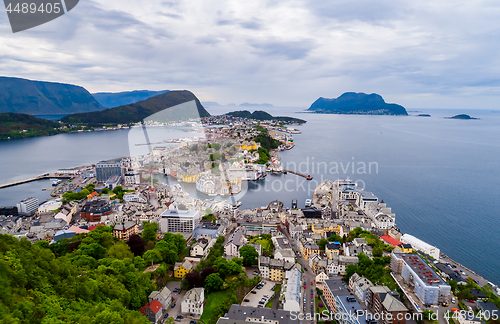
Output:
[249,39,315,60]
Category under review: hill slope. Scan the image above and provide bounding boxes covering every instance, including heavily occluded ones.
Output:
[0,112,62,139]
[0,77,104,114]
[62,90,210,126]
[308,92,407,115]
[92,90,170,108]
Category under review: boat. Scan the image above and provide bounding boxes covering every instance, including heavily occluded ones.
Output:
[52,179,62,186]
[305,199,312,207]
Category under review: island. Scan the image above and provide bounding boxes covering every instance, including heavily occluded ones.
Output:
[307,92,408,115]
[224,110,306,124]
[446,114,478,120]
[417,114,431,117]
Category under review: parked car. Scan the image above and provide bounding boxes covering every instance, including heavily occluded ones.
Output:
[264,295,270,298]
[259,301,265,305]
[164,313,169,318]
[189,321,197,324]
[251,291,257,294]
[452,297,456,303]
[171,303,176,308]
[244,299,250,302]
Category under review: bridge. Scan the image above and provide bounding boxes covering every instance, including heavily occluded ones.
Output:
[0,173,73,189]
[283,170,313,180]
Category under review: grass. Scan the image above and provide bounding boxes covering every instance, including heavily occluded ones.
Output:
[265,298,274,308]
[273,284,281,293]
[200,291,233,323]
[316,295,327,314]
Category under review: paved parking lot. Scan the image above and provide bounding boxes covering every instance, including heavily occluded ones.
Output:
[241,280,276,308]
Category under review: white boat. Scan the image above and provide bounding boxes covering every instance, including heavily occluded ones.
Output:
[305,199,312,207]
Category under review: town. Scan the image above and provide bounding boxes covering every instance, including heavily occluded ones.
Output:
[1,116,499,324]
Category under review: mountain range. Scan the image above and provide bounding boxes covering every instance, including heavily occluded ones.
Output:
[0,76,104,115]
[61,90,209,126]
[92,90,170,108]
[308,92,407,115]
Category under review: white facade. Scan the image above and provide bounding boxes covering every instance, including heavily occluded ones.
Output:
[124,171,141,185]
[38,200,62,213]
[282,269,302,312]
[181,288,204,315]
[123,193,147,203]
[17,197,39,216]
[400,234,440,260]
[159,210,200,233]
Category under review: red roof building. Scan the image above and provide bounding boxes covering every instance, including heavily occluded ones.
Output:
[138,299,162,323]
[381,235,402,247]
[88,223,106,231]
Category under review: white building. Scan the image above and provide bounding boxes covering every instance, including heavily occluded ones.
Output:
[17,197,39,216]
[224,231,247,256]
[123,193,147,203]
[275,249,295,263]
[349,273,374,302]
[258,256,270,279]
[181,288,204,315]
[124,170,141,185]
[159,210,200,233]
[190,236,215,257]
[281,268,302,312]
[148,286,172,310]
[400,234,440,260]
[38,200,62,213]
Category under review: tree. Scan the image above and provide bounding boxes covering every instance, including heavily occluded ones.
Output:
[141,222,159,243]
[185,271,203,290]
[127,235,146,256]
[327,234,343,243]
[108,241,134,260]
[205,273,224,294]
[345,264,357,280]
[372,247,383,258]
[318,238,328,251]
[239,245,259,266]
[165,318,175,324]
[79,242,106,259]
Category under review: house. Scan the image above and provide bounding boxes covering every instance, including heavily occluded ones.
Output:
[476,301,499,316]
[190,236,215,258]
[259,256,270,279]
[349,273,374,302]
[325,242,341,259]
[327,259,339,275]
[113,221,139,240]
[395,243,414,253]
[138,299,162,323]
[338,255,359,275]
[469,289,487,300]
[366,286,408,324]
[224,231,247,256]
[148,286,172,310]
[174,260,193,279]
[181,288,204,315]
[315,270,329,283]
[274,249,295,263]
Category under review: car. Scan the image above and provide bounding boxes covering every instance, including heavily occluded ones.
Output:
[311,281,313,285]
[467,299,475,303]
[259,301,265,305]
[264,295,270,298]
[244,299,250,302]
[190,321,197,324]
[171,303,176,308]
[164,313,169,318]
[452,297,456,303]
[251,291,257,294]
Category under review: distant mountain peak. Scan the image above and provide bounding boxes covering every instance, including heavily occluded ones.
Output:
[308,92,407,115]
[92,90,170,108]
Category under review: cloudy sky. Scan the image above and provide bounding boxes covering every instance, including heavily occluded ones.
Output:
[1,0,500,108]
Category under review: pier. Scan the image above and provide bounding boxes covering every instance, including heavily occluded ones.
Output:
[283,170,313,180]
[0,173,73,189]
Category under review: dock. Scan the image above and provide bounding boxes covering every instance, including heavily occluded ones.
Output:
[283,170,313,180]
[0,173,72,189]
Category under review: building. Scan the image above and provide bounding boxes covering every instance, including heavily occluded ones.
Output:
[190,236,215,257]
[391,253,451,305]
[123,193,147,203]
[258,256,270,279]
[316,270,329,283]
[181,287,204,315]
[138,299,162,323]
[349,273,374,302]
[124,170,141,185]
[275,249,295,263]
[113,221,139,240]
[0,206,18,216]
[217,305,299,324]
[269,258,285,282]
[281,268,302,312]
[148,286,173,310]
[37,200,62,213]
[159,209,200,233]
[259,256,297,282]
[17,197,39,216]
[80,199,112,222]
[95,160,123,183]
[366,286,408,324]
[324,279,379,324]
[174,260,193,278]
[224,231,248,256]
[395,244,414,254]
[338,255,359,275]
[326,242,341,259]
[400,234,440,260]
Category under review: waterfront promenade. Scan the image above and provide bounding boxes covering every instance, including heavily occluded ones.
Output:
[0,173,72,189]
